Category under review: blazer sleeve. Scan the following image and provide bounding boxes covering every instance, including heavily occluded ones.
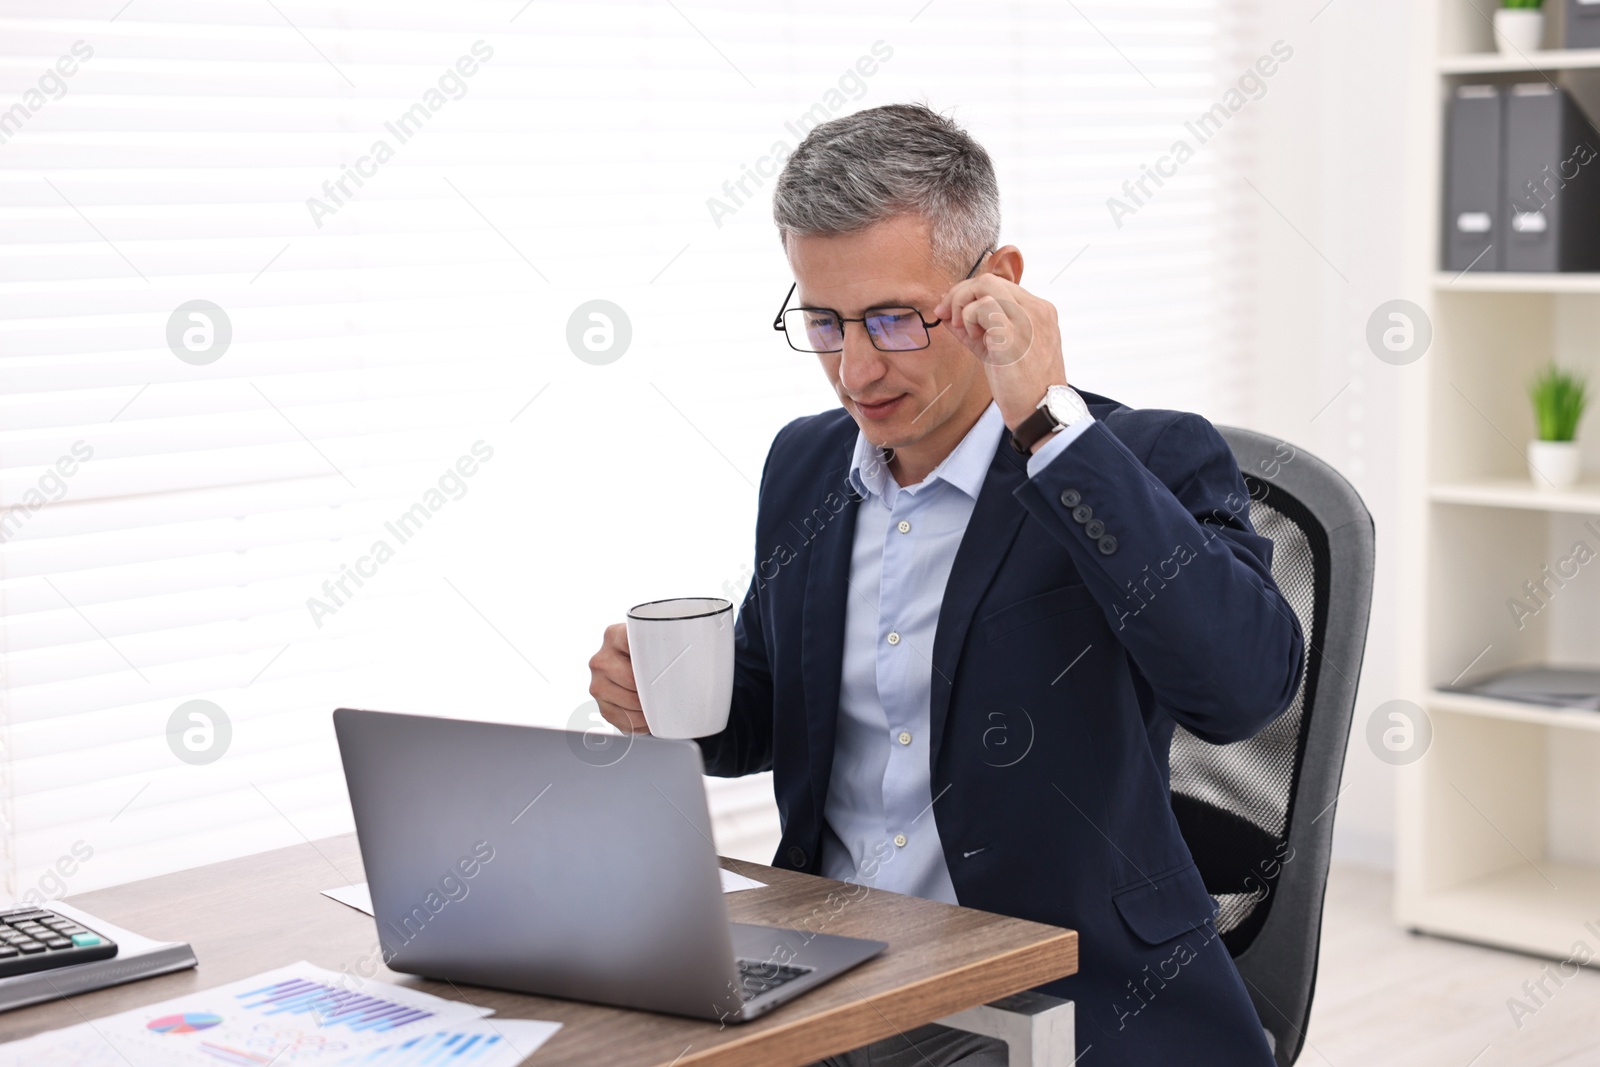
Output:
[694,573,776,777]
[1015,413,1305,744]
[694,432,784,777]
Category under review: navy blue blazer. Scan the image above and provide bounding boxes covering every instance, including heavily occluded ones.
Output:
[698,391,1303,1066]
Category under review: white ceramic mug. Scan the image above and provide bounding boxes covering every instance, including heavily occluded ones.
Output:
[625,597,735,739]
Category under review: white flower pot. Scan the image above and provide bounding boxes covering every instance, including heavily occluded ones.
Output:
[1528,439,1581,489]
[1495,9,1545,54]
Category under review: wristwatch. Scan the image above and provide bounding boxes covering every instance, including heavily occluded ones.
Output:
[1010,385,1091,455]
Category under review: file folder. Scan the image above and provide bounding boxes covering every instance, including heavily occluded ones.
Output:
[1564,0,1600,48]
[1444,84,1501,272]
[1503,83,1600,272]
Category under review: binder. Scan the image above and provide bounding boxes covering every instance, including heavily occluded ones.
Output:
[1444,85,1502,272]
[1502,83,1600,272]
[1564,0,1600,48]
[1446,665,1600,711]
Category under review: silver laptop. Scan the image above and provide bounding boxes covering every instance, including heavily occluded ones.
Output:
[333,708,886,1022]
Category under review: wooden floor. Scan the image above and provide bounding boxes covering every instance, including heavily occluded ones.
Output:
[1306,865,1600,1067]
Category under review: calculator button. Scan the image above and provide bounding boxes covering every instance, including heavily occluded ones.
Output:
[0,947,16,958]
[43,938,71,950]
[70,934,102,947]
[15,942,45,954]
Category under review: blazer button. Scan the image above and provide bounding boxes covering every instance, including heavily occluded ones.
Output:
[786,845,807,867]
[1097,535,1118,555]
[1059,489,1082,507]
[1071,504,1093,524]
[1085,519,1105,538]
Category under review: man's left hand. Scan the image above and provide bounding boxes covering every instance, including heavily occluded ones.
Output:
[934,274,1068,437]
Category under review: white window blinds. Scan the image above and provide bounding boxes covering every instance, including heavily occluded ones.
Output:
[0,0,1257,901]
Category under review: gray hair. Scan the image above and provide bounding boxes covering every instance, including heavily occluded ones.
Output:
[772,103,1000,275]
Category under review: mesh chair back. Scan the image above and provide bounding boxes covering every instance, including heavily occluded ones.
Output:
[1169,428,1374,1066]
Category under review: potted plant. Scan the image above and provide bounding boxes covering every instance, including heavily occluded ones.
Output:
[1496,0,1545,55]
[1527,364,1587,489]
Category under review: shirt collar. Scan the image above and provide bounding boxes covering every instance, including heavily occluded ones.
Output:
[848,402,1004,503]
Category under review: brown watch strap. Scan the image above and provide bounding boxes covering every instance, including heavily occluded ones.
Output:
[1010,406,1057,455]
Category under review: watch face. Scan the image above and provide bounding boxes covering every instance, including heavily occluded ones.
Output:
[1044,386,1088,426]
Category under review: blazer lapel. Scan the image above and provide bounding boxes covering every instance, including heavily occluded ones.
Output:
[799,463,862,830]
[929,438,1031,771]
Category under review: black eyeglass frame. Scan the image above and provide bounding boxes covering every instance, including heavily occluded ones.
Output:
[770,249,993,353]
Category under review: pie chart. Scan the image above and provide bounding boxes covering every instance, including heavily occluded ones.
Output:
[147,1012,223,1034]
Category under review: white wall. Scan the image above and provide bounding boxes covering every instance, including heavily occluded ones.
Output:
[1240,0,1421,869]
[0,1,1413,896]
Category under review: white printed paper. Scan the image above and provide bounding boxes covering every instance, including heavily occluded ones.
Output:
[321,882,375,915]
[718,869,767,893]
[331,1018,562,1065]
[0,961,553,1067]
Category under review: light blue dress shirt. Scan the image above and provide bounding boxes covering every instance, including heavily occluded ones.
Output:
[820,399,1092,902]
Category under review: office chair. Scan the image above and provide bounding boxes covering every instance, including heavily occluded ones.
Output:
[1172,426,1375,1065]
[941,428,1374,1067]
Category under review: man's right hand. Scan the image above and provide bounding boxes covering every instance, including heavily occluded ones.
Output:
[588,622,651,734]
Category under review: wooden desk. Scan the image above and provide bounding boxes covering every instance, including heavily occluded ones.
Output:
[5,835,1077,1065]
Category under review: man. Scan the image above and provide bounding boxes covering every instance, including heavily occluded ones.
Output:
[589,103,1303,1066]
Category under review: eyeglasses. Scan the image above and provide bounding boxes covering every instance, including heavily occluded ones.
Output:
[771,249,992,353]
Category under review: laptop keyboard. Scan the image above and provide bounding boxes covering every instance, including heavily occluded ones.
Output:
[734,959,812,1001]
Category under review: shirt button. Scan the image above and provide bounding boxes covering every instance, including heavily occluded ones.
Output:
[897,520,911,534]
[887,631,900,646]
[1059,489,1082,507]
[893,834,907,848]
[898,730,912,745]
[1072,504,1093,524]
[1098,535,1118,555]
[1085,519,1105,538]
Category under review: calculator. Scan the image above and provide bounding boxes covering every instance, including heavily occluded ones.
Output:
[0,907,117,978]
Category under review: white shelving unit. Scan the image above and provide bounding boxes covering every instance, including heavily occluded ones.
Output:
[1438,46,1600,74]
[1435,271,1600,292]
[1399,3,1600,963]
[1430,479,1600,513]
